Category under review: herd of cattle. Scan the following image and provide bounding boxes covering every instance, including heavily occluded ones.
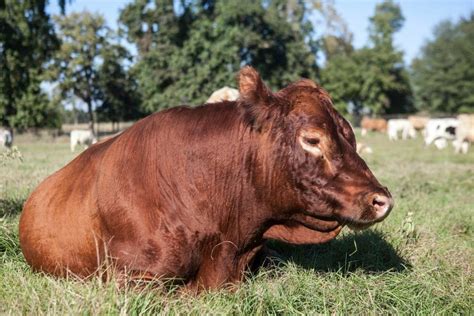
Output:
[361,114,474,153]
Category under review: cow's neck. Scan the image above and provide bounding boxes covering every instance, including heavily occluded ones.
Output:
[212,124,298,255]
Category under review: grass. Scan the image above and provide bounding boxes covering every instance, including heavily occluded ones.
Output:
[1,131,473,314]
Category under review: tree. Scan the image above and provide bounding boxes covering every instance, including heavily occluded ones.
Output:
[368,0,404,47]
[0,0,67,128]
[119,0,319,112]
[9,74,62,129]
[49,11,109,134]
[363,0,412,115]
[96,44,142,127]
[411,14,474,114]
[119,0,191,112]
[320,53,362,114]
[321,0,413,116]
[315,0,354,60]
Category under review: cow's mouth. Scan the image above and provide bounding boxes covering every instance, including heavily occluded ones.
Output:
[299,210,386,232]
[340,211,389,231]
[297,203,391,233]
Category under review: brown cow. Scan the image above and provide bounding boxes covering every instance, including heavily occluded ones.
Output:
[360,117,387,136]
[453,114,474,154]
[408,115,429,131]
[19,67,393,290]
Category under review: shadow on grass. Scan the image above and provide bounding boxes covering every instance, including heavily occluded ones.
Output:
[260,229,411,274]
[0,197,25,218]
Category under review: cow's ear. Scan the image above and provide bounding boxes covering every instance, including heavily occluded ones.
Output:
[325,99,357,149]
[238,66,280,130]
[239,66,272,104]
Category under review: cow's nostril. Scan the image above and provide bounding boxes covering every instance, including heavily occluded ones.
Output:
[372,196,386,207]
[371,194,393,216]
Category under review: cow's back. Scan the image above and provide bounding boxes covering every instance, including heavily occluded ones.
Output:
[19,104,243,279]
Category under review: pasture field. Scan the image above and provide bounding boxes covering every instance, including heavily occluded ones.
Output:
[1,132,473,314]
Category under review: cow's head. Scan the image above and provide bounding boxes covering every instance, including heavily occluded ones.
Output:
[239,66,393,230]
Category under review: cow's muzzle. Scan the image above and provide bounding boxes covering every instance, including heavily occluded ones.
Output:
[369,192,394,221]
[345,188,394,230]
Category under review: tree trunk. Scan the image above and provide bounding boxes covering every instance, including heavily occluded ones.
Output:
[86,99,95,136]
[72,99,78,126]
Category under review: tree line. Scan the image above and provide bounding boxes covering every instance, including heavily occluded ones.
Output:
[1,0,473,131]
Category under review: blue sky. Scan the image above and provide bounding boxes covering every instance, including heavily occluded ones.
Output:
[49,0,473,64]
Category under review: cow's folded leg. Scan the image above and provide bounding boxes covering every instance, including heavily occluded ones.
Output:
[188,244,263,291]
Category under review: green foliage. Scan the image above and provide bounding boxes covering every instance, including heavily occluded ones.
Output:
[358,46,413,115]
[368,0,404,47]
[96,45,142,123]
[9,83,62,129]
[411,14,474,114]
[320,53,361,114]
[0,0,61,128]
[119,0,319,112]
[321,0,413,115]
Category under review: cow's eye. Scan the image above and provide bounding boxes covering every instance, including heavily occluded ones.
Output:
[304,137,320,146]
[298,134,322,156]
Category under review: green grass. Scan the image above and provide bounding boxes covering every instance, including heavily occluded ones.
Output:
[1,132,473,314]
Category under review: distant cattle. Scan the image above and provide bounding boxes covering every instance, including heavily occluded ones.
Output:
[360,117,387,136]
[70,129,97,152]
[0,128,13,148]
[433,138,448,150]
[20,66,393,291]
[453,114,474,154]
[424,118,458,149]
[206,86,240,103]
[408,116,429,131]
[387,119,416,141]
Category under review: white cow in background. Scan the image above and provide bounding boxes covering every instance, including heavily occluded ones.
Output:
[424,118,459,149]
[387,119,416,141]
[433,138,448,150]
[453,114,474,154]
[0,128,13,148]
[70,130,97,152]
[206,87,240,103]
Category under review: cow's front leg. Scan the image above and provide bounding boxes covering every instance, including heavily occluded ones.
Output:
[188,243,263,291]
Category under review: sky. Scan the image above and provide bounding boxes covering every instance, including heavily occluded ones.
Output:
[48,0,474,64]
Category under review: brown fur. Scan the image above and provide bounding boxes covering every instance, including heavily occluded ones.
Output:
[361,117,388,133]
[408,115,429,131]
[19,66,393,291]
